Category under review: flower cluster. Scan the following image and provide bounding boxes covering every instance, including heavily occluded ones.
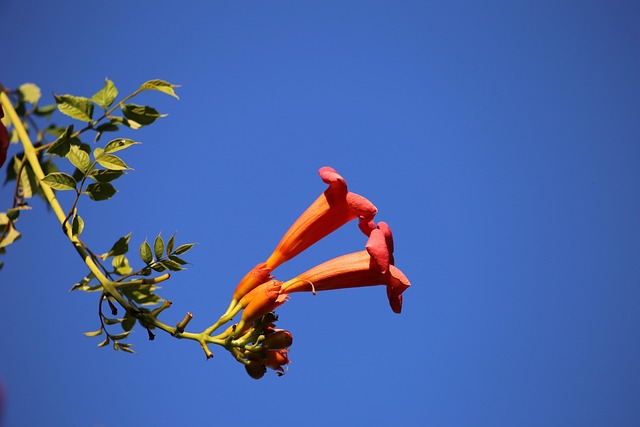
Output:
[213,167,411,378]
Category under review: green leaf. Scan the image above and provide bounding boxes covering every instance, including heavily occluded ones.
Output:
[0,221,21,249]
[93,147,104,160]
[67,145,91,173]
[106,233,131,257]
[42,172,77,191]
[96,154,130,171]
[140,240,153,264]
[86,182,116,201]
[138,79,180,99]
[91,78,118,109]
[98,337,110,347]
[112,255,132,275]
[13,156,33,199]
[110,331,131,341]
[166,233,176,255]
[174,243,196,255]
[120,284,163,306]
[84,329,103,337]
[119,344,135,354]
[6,205,31,221]
[69,272,96,291]
[161,259,183,272]
[104,138,140,154]
[72,214,84,236]
[46,125,74,157]
[122,314,136,331]
[150,262,166,272]
[169,255,189,265]
[122,104,165,126]
[19,83,41,104]
[54,94,94,122]
[94,122,119,143]
[154,234,164,259]
[103,317,123,325]
[34,104,56,118]
[139,266,153,276]
[89,169,124,183]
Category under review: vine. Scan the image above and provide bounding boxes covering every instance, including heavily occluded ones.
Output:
[0,79,411,378]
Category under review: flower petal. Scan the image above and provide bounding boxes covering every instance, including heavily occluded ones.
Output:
[365,228,390,274]
[232,262,273,303]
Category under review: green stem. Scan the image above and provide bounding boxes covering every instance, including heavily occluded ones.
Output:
[1,90,242,360]
[1,92,128,309]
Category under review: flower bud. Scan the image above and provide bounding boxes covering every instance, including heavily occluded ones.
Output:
[262,330,293,350]
[244,360,267,380]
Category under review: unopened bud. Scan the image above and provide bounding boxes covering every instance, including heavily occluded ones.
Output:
[245,360,267,380]
[262,330,293,350]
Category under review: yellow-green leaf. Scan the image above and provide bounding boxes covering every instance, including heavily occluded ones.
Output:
[19,83,41,104]
[41,172,77,191]
[72,214,84,236]
[140,240,153,264]
[91,78,118,109]
[138,79,180,99]
[67,145,91,173]
[54,94,94,122]
[96,154,130,171]
[104,138,140,154]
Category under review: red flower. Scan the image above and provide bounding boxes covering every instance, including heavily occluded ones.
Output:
[262,328,293,350]
[238,280,288,324]
[280,224,410,313]
[0,105,9,168]
[230,167,377,303]
[231,262,273,306]
[265,166,377,269]
[264,349,290,376]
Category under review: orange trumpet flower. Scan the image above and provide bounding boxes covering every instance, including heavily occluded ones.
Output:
[280,225,410,313]
[230,167,377,304]
[265,166,377,270]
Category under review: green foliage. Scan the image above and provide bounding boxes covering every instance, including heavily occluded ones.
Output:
[91,79,118,110]
[46,125,75,157]
[41,172,77,191]
[67,145,91,173]
[1,78,206,358]
[85,182,116,201]
[139,240,153,264]
[54,94,94,122]
[18,83,42,105]
[122,104,164,127]
[72,214,84,236]
[104,138,139,153]
[138,79,180,99]
[89,169,124,183]
[106,233,131,257]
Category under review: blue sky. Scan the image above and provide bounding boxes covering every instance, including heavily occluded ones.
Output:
[1,1,640,426]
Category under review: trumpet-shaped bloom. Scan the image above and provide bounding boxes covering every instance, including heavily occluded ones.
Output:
[280,251,410,313]
[231,262,273,304]
[239,280,288,324]
[264,166,377,270]
[280,224,410,313]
